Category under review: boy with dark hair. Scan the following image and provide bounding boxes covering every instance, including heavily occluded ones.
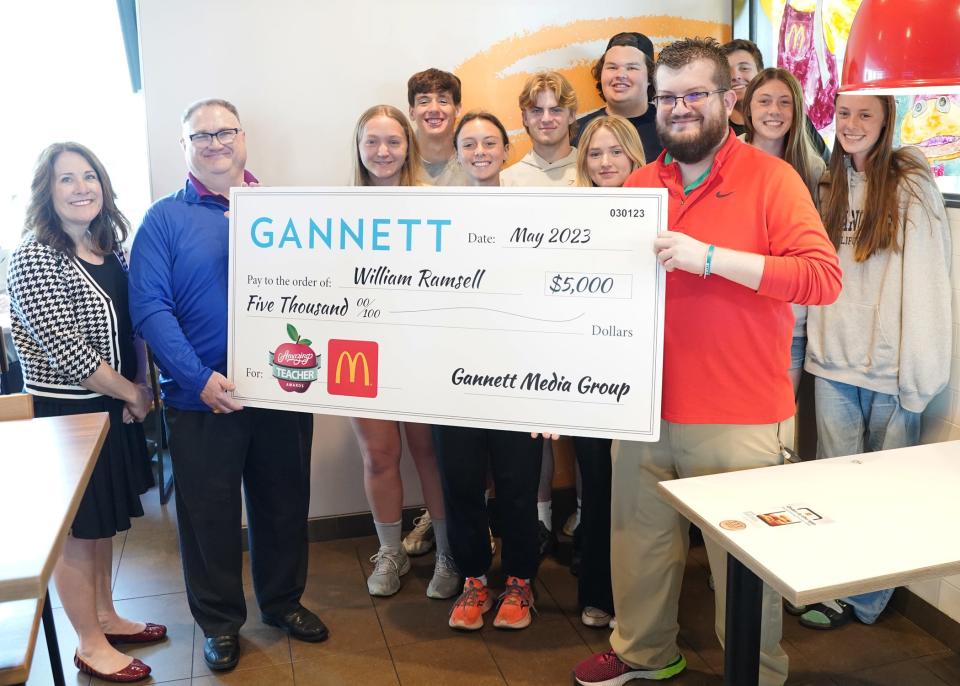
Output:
[573,31,663,162]
[407,68,469,186]
[721,38,763,135]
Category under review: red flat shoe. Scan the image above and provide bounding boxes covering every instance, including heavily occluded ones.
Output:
[104,622,168,645]
[74,652,151,682]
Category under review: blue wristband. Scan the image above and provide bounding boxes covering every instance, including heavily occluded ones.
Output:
[703,244,715,278]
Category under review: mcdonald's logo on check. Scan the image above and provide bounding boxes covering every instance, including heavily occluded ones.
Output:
[327,339,379,398]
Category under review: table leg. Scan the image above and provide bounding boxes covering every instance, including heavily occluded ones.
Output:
[724,553,763,686]
[41,590,66,686]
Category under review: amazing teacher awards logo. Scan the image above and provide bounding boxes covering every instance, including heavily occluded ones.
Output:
[269,324,320,393]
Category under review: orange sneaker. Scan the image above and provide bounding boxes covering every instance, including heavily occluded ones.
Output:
[493,576,535,630]
[448,577,493,631]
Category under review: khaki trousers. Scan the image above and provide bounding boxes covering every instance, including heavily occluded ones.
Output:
[610,419,791,686]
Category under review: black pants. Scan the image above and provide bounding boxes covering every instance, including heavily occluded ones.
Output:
[165,406,312,636]
[574,436,614,614]
[433,426,542,580]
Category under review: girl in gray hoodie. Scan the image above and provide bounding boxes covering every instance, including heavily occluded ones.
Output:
[799,94,951,630]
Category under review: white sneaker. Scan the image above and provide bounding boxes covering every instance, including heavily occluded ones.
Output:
[581,606,614,628]
[402,509,435,556]
[367,547,411,597]
[562,511,580,537]
[426,552,461,599]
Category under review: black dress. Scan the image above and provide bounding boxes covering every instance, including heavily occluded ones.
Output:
[32,254,150,539]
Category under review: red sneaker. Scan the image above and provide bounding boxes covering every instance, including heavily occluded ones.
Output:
[492,576,535,630]
[448,577,492,630]
[573,650,686,685]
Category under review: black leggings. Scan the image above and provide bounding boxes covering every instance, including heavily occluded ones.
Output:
[433,426,542,580]
[574,436,614,614]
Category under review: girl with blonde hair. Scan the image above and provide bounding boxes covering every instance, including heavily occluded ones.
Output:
[575,114,646,187]
[349,105,457,601]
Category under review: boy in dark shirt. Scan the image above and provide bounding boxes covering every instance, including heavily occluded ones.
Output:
[572,32,662,162]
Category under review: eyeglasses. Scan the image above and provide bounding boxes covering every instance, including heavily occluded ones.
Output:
[652,90,727,109]
[188,128,241,148]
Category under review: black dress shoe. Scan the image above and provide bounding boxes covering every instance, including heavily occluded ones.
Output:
[261,604,329,642]
[203,635,239,671]
[537,520,556,559]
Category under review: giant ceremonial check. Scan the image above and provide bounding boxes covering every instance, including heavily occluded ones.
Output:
[227,186,666,441]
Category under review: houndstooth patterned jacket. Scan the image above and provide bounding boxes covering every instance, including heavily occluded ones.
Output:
[7,235,124,399]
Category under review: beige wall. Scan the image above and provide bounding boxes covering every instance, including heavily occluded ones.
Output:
[909,205,960,618]
[137,0,728,195]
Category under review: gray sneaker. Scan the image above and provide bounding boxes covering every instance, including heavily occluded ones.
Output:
[426,552,461,599]
[367,547,410,597]
[580,606,614,628]
[402,509,435,556]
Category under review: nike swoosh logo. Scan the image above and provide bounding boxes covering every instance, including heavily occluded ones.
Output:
[716,191,734,198]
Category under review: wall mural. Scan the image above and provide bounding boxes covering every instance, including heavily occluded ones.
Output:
[776,1,838,130]
[896,95,960,178]
[769,0,859,144]
[764,0,958,180]
[454,15,730,166]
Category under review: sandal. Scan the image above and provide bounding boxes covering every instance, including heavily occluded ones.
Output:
[799,600,854,630]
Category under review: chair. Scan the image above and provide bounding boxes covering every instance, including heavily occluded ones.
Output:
[145,348,174,504]
[0,599,44,686]
[0,393,33,422]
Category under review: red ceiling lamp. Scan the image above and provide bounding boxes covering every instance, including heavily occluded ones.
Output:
[840,0,960,94]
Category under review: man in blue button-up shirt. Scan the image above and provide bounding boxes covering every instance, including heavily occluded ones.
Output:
[130,98,327,671]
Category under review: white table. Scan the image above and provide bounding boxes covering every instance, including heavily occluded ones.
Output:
[0,414,109,685]
[658,440,960,685]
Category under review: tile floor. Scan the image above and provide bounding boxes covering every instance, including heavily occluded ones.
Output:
[23,489,960,685]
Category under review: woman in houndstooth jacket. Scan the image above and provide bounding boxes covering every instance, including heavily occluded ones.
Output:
[7,142,163,682]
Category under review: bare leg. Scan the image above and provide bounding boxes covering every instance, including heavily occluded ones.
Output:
[54,535,134,674]
[403,422,445,519]
[94,538,144,635]
[351,417,404,522]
